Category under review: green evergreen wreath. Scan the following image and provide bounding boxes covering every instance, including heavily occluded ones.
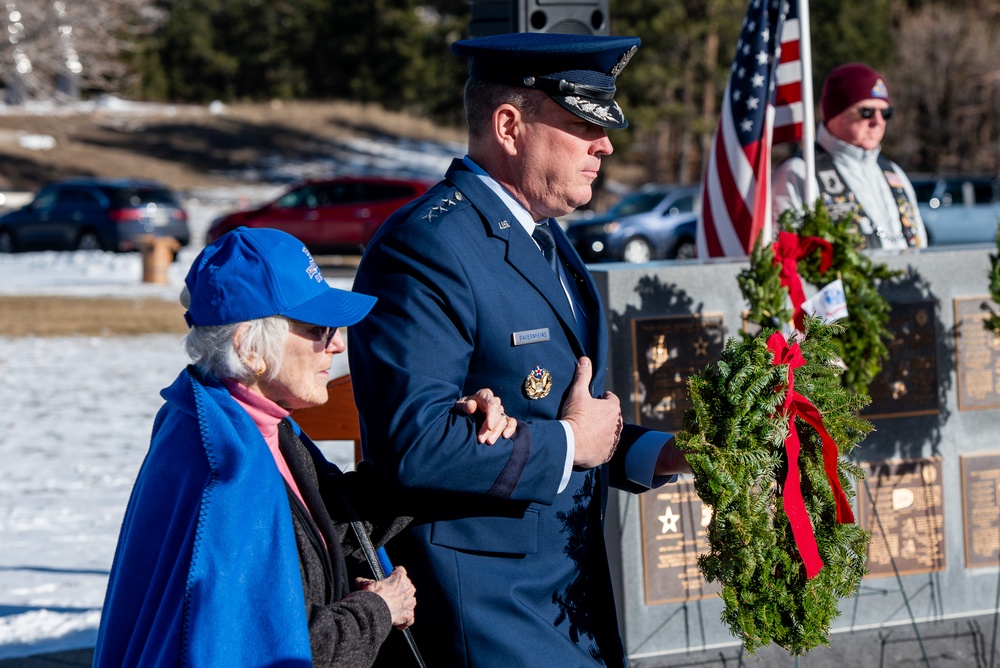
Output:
[738,204,901,396]
[983,226,1000,335]
[678,321,871,654]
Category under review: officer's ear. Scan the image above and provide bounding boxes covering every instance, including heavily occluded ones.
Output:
[493,104,523,157]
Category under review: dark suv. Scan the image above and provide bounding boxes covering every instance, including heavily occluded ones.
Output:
[0,178,189,254]
[910,175,1000,245]
[206,176,430,254]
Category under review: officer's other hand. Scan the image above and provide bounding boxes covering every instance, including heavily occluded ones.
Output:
[560,357,622,468]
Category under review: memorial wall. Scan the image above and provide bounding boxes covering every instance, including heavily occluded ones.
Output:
[589,246,1000,663]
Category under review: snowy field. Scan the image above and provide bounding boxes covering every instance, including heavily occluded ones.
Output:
[0,194,364,658]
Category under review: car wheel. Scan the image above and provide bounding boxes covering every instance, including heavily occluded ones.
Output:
[76,230,101,251]
[673,239,696,260]
[0,228,14,253]
[622,237,652,264]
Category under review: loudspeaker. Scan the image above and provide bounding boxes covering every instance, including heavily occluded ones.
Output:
[469,0,609,38]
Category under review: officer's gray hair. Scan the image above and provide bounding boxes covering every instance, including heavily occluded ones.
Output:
[464,78,546,141]
[179,286,289,383]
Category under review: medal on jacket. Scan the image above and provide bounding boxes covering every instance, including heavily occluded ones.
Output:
[523,366,552,399]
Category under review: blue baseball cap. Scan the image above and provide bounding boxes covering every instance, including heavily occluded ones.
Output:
[450,32,640,129]
[183,227,376,328]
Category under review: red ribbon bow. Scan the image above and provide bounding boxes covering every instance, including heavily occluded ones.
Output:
[772,231,833,331]
[767,331,855,579]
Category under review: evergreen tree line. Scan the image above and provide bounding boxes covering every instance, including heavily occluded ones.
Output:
[128,0,1000,182]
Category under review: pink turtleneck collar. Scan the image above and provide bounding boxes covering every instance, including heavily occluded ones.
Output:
[222,377,310,512]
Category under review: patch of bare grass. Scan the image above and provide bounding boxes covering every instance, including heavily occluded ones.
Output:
[0,296,188,337]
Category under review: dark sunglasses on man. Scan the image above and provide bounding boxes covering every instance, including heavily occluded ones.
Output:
[858,106,894,121]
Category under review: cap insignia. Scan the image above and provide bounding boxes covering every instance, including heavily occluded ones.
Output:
[610,45,638,78]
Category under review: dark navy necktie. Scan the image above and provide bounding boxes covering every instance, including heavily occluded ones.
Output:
[531,221,559,274]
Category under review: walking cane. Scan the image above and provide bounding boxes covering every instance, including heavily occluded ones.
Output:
[350,521,428,668]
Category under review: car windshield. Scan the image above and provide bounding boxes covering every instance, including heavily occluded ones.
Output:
[609,191,668,217]
[102,187,178,208]
[911,182,936,204]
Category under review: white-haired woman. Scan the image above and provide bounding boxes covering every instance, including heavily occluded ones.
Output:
[94,227,514,668]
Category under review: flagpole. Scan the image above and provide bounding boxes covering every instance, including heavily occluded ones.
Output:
[798,0,817,205]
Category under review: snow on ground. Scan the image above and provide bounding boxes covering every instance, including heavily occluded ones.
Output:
[0,94,469,657]
[0,192,361,659]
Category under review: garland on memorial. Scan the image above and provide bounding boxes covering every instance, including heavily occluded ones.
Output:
[738,204,901,396]
[677,321,872,654]
[984,226,1000,335]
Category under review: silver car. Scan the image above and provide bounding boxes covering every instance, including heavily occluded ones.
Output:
[566,184,700,263]
[911,176,1000,245]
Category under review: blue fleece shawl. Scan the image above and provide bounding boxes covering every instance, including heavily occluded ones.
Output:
[94,367,313,667]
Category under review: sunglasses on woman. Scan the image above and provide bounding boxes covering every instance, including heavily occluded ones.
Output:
[857,107,894,121]
[288,320,336,347]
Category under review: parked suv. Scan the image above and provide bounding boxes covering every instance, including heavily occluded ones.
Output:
[206,176,430,254]
[910,175,1000,245]
[0,178,189,254]
[566,184,699,263]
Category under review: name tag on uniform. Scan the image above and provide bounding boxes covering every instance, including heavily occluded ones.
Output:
[512,328,550,346]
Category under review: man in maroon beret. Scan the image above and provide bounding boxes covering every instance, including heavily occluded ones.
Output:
[773,62,926,249]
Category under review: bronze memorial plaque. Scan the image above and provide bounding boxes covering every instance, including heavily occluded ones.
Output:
[954,297,1000,411]
[961,453,1000,568]
[863,300,940,419]
[639,479,720,604]
[631,314,725,432]
[858,458,946,578]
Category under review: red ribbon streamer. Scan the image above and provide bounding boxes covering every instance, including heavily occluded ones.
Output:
[767,331,855,579]
[772,231,833,331]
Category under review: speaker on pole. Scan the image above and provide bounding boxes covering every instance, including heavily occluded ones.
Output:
[469,0,609,38]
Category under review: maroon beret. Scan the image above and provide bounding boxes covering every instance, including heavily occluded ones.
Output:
[820,62,891,121]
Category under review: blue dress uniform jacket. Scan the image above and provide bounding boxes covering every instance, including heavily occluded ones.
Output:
[349,159,669,667]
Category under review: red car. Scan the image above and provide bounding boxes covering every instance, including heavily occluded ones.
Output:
[206,176,430,254]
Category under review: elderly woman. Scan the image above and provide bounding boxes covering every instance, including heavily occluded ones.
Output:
[94,228,514,667]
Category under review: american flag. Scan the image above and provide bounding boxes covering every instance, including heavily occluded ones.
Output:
[773,1,803,144]
[697,0,792,258]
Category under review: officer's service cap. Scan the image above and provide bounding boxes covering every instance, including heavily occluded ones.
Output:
[450,33,640,130]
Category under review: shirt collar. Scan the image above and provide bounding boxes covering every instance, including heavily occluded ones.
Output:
[462,155,539,237]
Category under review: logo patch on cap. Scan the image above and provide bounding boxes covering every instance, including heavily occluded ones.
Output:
[303,247,324,282]
[871,78,889,99]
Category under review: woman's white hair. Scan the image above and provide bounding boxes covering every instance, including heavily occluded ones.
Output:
[180,286,290,383]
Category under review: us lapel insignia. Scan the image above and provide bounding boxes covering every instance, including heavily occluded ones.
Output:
[523,366,553,400]
[498,219,510,230]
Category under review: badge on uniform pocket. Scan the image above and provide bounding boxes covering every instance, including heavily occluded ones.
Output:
[523,366,552,399]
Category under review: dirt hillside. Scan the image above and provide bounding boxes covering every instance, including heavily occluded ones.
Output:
[0,102,463,338]
[0,100,469,192]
